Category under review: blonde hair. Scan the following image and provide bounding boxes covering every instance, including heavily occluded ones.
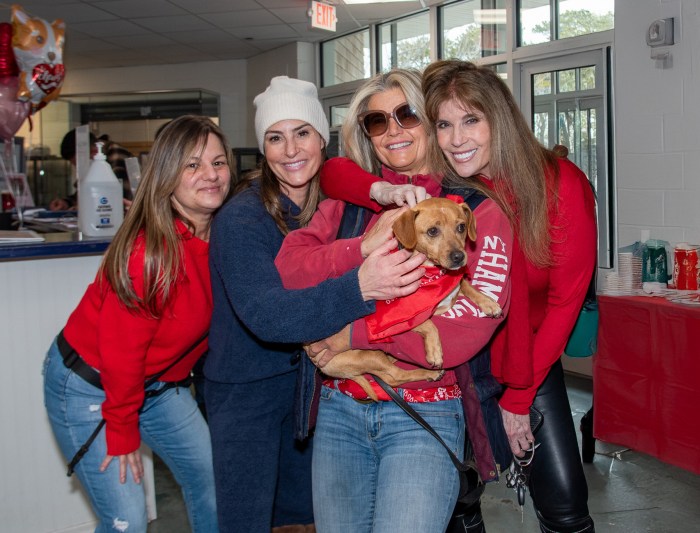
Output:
[342,68,441,176]
[101,115,232,316]
[423,60,558,267]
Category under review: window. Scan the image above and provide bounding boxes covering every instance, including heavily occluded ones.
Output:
[378,11,431,71]
[441,0,506,61]
[318,1,614,268]
[488,62,508,81]
[522,50,613,268]
[519,0,614,46]
[329,105,350,129]
[321,30,371,87]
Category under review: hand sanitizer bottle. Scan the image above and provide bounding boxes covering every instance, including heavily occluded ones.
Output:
[78,142,124,237]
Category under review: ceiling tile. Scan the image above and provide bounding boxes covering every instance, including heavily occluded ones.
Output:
[91,0,189,18]
[134,15,217,32]
[200,9,281,28]
[2,0,436,69]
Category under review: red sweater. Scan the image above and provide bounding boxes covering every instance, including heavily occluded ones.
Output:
[276,163,513,389]
[494,158,597,413]
[63,220,211,455]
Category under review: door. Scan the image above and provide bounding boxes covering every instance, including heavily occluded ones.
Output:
[520,49,613,268]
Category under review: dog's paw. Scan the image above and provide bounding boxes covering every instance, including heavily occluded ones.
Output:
[427,369,446,382]
[479,301,502,318]
[425,353,444,369]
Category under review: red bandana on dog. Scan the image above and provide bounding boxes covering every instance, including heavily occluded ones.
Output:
[365,264,465,342]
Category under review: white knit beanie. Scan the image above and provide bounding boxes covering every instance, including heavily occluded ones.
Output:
[254,76,330,154]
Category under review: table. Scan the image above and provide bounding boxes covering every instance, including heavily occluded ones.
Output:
[593,294,700,475]
[0,235,156,532]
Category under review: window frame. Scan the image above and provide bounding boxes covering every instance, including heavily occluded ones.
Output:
[318,0,615,270]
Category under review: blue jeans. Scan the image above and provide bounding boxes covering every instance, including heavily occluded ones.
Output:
[312,385,464,533]
[43,339,217,533]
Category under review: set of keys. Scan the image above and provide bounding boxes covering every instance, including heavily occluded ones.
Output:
[505,442,541,522]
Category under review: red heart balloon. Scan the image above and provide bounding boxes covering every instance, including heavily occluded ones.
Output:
[32,63,65,94]
[0,75,30,141]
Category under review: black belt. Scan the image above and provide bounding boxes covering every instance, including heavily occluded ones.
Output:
[57,330,103,390]
[57,330,193,396]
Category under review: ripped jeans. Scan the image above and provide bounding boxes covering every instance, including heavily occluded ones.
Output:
[43,338,217,532]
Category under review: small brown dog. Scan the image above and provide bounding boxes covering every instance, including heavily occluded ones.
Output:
[319,197,501,400]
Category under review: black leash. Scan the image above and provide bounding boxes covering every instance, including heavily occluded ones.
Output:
[372,375,484,506]
[372,375,467,471]
[66,332,208,476]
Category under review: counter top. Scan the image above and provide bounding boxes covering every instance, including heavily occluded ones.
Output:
[0,231,111,261]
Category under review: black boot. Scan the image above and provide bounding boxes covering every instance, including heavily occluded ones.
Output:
[538,511,595,533]
[580,406,595,463]
[446,501,486,533]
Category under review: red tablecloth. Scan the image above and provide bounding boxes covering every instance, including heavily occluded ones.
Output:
[593,294,700,474]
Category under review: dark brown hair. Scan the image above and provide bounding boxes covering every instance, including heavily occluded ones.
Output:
[423,60,560,267]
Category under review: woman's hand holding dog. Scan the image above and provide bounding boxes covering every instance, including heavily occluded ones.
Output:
[305,325,351,369]
[358,238,425,302]
[370,181,430,207]
[361,208,406,258]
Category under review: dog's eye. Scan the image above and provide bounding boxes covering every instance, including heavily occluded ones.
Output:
[456,223,466,234]
[427,227,439,238]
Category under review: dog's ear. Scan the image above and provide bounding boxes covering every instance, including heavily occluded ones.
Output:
[461,204,477,242]
[392,208,418,250]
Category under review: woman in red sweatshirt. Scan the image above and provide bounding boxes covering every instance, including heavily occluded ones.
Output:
[43,115,230,532]
[276,69,514,533]
[319,61,598,532]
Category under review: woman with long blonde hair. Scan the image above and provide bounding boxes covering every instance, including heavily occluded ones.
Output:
[276,69,515,533]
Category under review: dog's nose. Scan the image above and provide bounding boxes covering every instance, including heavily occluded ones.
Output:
[450,250,465,267]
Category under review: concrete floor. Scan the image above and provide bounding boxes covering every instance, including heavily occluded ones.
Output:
[148,374,700,532]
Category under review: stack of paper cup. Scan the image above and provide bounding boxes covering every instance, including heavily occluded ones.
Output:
[617,252,643,291]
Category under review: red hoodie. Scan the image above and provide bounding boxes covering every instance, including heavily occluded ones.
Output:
[63,220,211,455]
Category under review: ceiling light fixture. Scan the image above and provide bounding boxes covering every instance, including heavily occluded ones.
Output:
[343,0,416,4]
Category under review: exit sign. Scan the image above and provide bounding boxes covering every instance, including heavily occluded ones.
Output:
[310,1,336,32]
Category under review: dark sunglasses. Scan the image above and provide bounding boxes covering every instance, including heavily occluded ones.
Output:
[358,103,422,137]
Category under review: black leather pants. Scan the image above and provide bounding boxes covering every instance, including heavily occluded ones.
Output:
[447,360,594,533]
[529,360,594,533]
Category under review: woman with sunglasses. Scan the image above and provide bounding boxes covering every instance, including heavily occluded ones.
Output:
[316,61,597,532]
[275,69,514,533]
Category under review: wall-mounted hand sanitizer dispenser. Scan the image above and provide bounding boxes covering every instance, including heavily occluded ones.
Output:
[646,18,674,47]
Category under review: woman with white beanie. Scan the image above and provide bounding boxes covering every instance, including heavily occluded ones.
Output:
[204,76,426,533]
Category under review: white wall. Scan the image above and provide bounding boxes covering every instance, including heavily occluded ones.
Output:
[59,42,313,153]
[245,42,316,150]
[60,59,248,147]
[613,0,700,248]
